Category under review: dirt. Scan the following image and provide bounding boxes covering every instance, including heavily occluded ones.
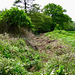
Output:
[25,32,66,61]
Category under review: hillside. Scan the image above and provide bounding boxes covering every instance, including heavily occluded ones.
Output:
[0,30,75,75]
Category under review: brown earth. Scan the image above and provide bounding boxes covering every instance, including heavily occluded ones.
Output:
[25,32,67,61]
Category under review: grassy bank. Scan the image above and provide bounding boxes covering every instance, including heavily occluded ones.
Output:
[0,30,75,75]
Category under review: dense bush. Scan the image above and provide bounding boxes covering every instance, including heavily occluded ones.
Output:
[28,12,52,34]
[0,7,32,33]
[66,22,75,31]
[42,3,73,31]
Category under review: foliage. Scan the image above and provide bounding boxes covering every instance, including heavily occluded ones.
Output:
[56,65,64,75]
[68,31,75,34]
[42,3,66,16]
[28,12,52,34]
[44,30,75,75]
[45,53,75,75]
[0,7,32,33]
[0,11,2,13]
[42,3,72,30]
[0,58,28,75]
[66,22,75,31]
[0,1,75,74]
[0,30,75,74]
[45,30,75,52]
[0,33,42,75]
[29,4,41,14]
[14,0,35,13]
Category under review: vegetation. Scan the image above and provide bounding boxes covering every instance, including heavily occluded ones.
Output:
[0,2,75,75]
[14,0,35,13]
[0,33,42,75]
[28,4,41,13]
[28,12,52,34]
[44,30,75,75]
[42,3,72,30]
[0,30,75,75]
[0,3,74,34]
[0,7,32,34]
[67,22,75,31]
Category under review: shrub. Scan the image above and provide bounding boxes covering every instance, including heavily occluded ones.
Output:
[28,12,52,34]
[0,7,32,33]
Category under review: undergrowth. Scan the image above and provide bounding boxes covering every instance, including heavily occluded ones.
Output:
[0,30,75,75]
[0,33,42,75]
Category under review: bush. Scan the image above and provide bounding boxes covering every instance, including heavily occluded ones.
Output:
[28,12,52,34]
[0,7,32,33]
[66,22,75,31]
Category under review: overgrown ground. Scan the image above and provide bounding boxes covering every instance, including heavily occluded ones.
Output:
[0,30,75,75]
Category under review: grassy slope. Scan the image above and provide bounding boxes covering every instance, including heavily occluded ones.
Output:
[44,30,75,75]
[0,34,42,75]
[45,30,75,47]
[0,30,75,75]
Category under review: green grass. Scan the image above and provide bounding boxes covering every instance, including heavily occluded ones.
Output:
[44,30,75,75]
[45,30,75,47]
[68,31,75,34]
[0,30,75,75]
[0,34,42,75]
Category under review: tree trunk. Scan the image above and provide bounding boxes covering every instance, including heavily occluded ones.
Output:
[24,0,27,13]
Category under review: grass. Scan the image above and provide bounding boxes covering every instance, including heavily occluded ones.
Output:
[45,30,75,47]
[44,30,75,75]
[68,31,75,34]
[0,30,75,75]
[0,33,42,75]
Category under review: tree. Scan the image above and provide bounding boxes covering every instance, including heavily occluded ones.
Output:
[28,12,52,34]
[28,4,41,14]
[14,0,35,13]
[42,3,72,30]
